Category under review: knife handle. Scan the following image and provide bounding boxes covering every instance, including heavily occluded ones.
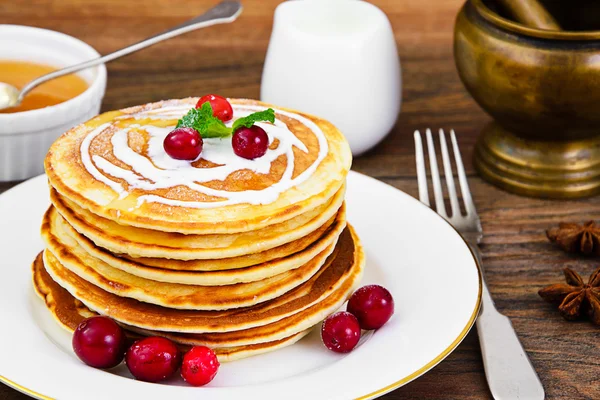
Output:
[470,244,545,400]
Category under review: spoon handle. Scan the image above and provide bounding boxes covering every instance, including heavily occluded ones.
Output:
[17,1,243,103]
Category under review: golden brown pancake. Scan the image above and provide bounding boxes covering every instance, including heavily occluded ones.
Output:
[42,230,337,310]
[49,205,347,285]
[45,99,352,235]
[38,226,363,333]
[50,185,345,260]
[33,246,361,348]
[212,331,310,362]
[32,261,312,362]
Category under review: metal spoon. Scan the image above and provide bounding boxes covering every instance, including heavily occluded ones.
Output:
[0,0,242,111]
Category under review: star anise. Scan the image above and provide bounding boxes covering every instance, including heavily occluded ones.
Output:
[538,267,600,325]
[547,221,600,256]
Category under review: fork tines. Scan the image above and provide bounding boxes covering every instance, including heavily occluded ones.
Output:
[413,129,478,222]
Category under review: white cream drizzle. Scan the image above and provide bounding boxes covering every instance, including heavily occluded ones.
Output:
[80,104,328,209]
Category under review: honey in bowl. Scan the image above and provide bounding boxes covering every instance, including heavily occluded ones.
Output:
[0,60,88,113]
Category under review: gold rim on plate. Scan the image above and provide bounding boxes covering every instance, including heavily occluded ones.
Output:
[0,376,52,400]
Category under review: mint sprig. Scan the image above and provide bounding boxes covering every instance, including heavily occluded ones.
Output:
[176,103,276,139]
[232,108,275,131]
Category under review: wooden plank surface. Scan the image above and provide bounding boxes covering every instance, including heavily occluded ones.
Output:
[1,0,599,399]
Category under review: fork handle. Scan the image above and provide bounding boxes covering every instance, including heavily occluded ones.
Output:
[469,244,545,400]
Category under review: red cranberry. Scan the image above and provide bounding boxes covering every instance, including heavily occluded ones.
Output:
[232,125,269,160]
[125,337,180,383]
[321,311,361,353]
[181,346,220,386]
[163,128,203,160]
[72,316,127,369]
[196,94,233,122]
[347,285,395,330]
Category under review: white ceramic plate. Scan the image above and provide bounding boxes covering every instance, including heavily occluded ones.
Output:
[0,171,481,400]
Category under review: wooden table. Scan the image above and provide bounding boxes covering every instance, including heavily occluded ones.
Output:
[2,0,599,398]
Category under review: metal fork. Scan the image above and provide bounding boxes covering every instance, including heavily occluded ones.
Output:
[414,129,545,400]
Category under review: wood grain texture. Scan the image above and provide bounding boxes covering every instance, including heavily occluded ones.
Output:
[1,0,599,399]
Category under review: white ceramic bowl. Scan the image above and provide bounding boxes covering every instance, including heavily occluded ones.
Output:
[0,25,106,181]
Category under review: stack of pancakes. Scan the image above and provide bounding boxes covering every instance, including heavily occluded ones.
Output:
[33,98,364,361]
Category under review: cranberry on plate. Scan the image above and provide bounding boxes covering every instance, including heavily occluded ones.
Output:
[72,316,127,369]
[163,127,203,161]
[126,336,181,383]
[347,285,395,330]
[196,94,233,122]
[181,346,220,386]
[321,311,361,354]
[232,125,269,160]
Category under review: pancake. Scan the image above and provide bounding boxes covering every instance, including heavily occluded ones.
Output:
[214,330,310,362]
[42,222,338,310]
[50,184,345,260]
[33,246,360,348]
[122,220,337,272]
[50,206,347,285]
[127,270,358,347]
[32,260,311,362]
[45,98,352,235]
[37,226,363,333]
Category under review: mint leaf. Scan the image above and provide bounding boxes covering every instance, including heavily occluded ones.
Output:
[232,108,275,131]
[176,102,232,138]
[175,107,203,129]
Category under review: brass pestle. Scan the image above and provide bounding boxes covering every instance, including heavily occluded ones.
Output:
[495,0,560,30]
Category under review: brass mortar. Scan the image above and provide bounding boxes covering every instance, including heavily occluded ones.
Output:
[454,0,600,198]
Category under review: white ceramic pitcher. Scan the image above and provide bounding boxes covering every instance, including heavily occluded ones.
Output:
[261,0,401,155]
